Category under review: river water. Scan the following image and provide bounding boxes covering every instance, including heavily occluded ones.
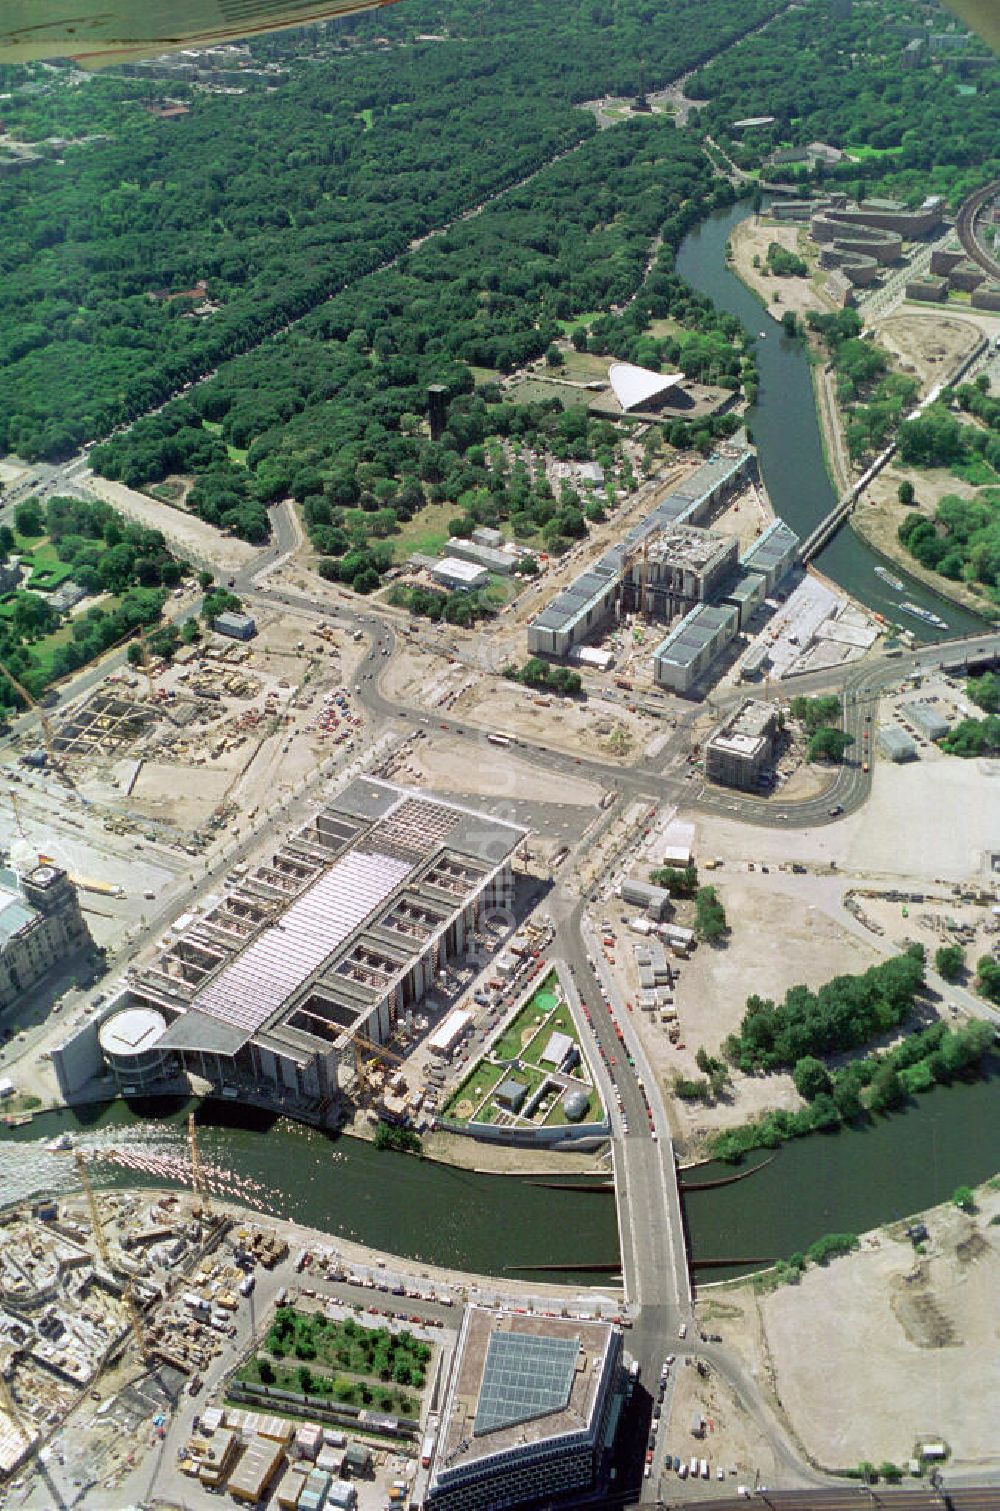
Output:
[674,200,988,639]
[1,203,996,1287]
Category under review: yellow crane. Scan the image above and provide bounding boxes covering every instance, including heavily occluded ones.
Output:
[74,1148,110,1267]
[346,1030,406,1105]
[0,663,59,767]
[123,1280,150,1361]
[187,1112,212,1218]
[136,625,156,700]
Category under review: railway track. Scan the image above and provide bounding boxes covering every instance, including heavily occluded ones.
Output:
[955,176,1000,281]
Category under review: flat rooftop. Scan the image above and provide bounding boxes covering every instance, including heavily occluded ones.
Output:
[128,780,527,1056]
[434,1308,616,1479]
[653,603,737,668]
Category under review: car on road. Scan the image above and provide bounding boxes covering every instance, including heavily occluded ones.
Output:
[678,1322,687,1338]
[828,804,843,817]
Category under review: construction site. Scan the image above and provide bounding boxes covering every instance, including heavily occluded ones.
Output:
[0,1118,234,1481]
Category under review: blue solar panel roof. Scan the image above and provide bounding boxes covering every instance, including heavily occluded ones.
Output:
[474,1331,579,1436]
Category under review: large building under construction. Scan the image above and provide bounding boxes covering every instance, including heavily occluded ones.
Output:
[526,450,754,660]
[525,449,800,694]
[56,780,525,1110]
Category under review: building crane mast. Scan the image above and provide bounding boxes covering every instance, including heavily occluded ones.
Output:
[187,1112,212,1218]
[345,1030,406,1105]
[0,662,80,795]
[123,1281,149,1361]
[0,1371,31,1448]
[74,1148,111,1267]
[136,625,156,700]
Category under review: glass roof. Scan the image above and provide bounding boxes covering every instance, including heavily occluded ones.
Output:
[473,1331,579,1437]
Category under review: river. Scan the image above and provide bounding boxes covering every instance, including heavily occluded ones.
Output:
[674,200,988,639]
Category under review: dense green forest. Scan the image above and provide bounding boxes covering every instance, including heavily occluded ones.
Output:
[91,119,745,587]
[685,0,1000,205]
[895,379,1000,604]
[0,0,781,462]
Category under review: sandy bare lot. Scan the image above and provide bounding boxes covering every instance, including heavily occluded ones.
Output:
[757,1184,1000,1472]
[688,750,994,886]
[874,312,982,396]
[388,733,603,807]
[86,474,257,572]
[729,216,831,322]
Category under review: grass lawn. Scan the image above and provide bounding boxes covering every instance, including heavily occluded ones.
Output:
[560,349,610,382]
[520,1005,583,1070]
[492,974,561,1061]
[389,499,459,563]
[443,1060,505,1122]
[478,1061,548,1123]
[25,623,75,678]
[556,311,604,335]
[506,377,580,409]
[469,365,500,386]
[543,1088,593,1126]
[844,143,903,161]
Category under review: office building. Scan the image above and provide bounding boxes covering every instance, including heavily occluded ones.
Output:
[902,701,950,742]
[526,451,754,658]
[739,519,799,593]
[214,611,257,641]
[426,1308,623,1511]
[878,725,917,762]
[652,603,739,694]
[705,700,780,790]
[71,780,525,1110]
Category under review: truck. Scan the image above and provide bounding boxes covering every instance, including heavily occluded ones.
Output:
[420,1431,437,1469]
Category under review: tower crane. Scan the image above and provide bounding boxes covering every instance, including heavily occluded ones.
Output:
[344,1030,406,1105]
[136,625,157,700]
[0,1371,31,1448]
[123,1280,150,1361]
[0,662,79,793]
[187,1112,212,1218]
[74,1148,111,1267]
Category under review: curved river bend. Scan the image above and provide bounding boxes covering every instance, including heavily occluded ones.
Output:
[3,204,997,1285]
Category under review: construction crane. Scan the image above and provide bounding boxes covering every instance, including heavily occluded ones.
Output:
[8,789,26,841]
[136,625,156,700]
[0,663,60,768]
[123,1280,150,1361]
[74,1148,110,1267]
[0,1370,31,1448]
[345,1031,406,1105]
[187,1112,212,1218]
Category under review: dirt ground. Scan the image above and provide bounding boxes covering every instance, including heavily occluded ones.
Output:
[689,744,992,886]
[750,1182,1000,1472]
[666,1325,784,1492]
[728,217,832,323]
[385,732,604,807]
[421,1128,606,1176]
[85,474,257,573]
[874,312,983,396]
[607,874,878,1152]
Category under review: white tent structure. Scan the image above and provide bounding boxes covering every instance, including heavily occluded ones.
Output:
[608,361,685,413]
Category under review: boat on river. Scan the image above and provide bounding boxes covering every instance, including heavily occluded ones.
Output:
[874,566,904,592]
[899,601,948,631]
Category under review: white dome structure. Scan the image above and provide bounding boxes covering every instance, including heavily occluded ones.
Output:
[608,361,685,413]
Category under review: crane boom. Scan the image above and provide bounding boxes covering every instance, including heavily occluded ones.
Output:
[187,1112,212,1217]
[74,1149,111,1266]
